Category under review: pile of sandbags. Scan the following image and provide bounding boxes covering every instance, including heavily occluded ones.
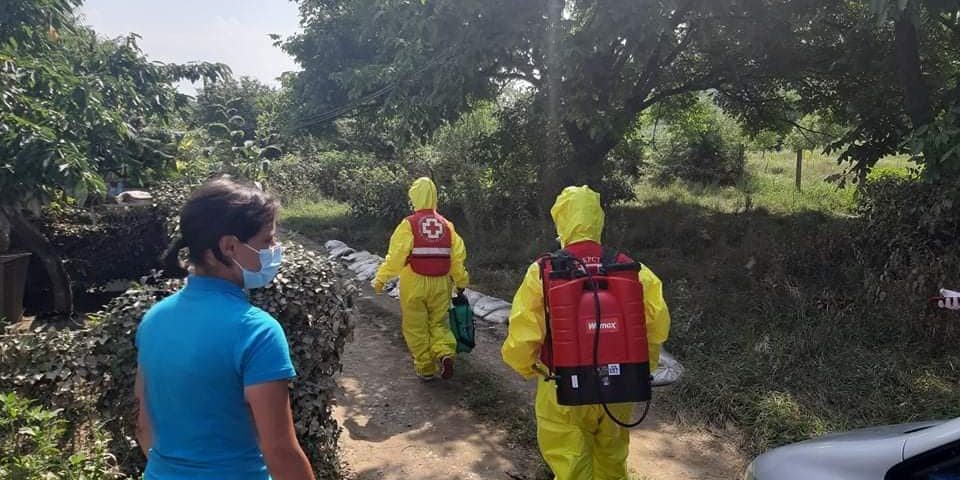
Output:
[324,240,511,323]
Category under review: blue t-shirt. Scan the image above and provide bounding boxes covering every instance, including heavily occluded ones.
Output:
[136,275,296,480]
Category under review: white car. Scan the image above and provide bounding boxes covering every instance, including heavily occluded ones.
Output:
[745,417,960,479]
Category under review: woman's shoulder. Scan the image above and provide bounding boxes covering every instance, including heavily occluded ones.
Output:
[141,290,183,324]
[240,305,283,330]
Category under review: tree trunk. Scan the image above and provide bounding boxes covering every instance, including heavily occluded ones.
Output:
[895,7,934,129]
[563,122,618,183]
[0,206,73,315]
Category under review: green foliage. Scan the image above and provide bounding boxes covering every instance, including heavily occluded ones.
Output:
[283,0,840,192]
[336,163,413,220]
[907,99,960,181]
[0,242,354,478]
[38,206,167,289]
[784,114,847,153]
[270,151,373,203]
[270,150,410,220]
[724,0,960,176]
[0,0,227,209]
[0,392,119,479]
[409,102,543,228]
[193,76,277,142]
[655,96,747,185]
[856,172,960,297]
[191,102,283,183]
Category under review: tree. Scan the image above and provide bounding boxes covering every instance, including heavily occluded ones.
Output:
[722,1,960,179]
[193,76,277,141]
[871,0,960,180]
[283,0,840,201]
[0,0,227,314]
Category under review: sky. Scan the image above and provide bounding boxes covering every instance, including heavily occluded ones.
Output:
[79,0,302,94]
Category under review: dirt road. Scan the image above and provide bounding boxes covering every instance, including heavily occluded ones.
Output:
[332,289,745,480]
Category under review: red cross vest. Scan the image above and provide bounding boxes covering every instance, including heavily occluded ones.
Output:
[406,210,452,276]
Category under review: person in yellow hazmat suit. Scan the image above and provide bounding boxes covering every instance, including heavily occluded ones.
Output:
[372,177,470,380]
[502,185,671,480]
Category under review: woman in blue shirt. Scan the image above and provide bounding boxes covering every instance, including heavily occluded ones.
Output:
[135,178,314,480]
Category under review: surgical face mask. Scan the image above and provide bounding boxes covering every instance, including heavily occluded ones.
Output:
[235,243,283,289]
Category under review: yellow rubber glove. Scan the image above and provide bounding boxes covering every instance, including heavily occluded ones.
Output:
[372,278,385,294]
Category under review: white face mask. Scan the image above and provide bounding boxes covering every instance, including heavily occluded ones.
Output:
[234,243,283,289]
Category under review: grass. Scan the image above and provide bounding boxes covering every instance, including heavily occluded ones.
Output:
[633,151,914,216]
[280,198,391,253]
[281,151,960,460]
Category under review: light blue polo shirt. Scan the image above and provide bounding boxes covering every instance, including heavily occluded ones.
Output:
[136,275,296,479]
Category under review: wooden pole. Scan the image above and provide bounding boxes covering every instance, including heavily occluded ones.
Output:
[795,149,803,192]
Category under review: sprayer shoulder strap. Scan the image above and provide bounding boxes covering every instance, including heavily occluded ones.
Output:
[600,247,619,271]
[537,255,555,371]
[600,246,641,274]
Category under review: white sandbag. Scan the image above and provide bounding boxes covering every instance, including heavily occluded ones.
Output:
[651,349,684,387]
[355,263,382,281]
[462,288,485,305]
[329,246,356,259]
[349,256,382,272]
[473,296,513,318]
[483,308,511,324]
[325,240,347,251]
[345,251,374,263]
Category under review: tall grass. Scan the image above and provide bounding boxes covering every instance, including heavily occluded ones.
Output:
[634,151,913,216]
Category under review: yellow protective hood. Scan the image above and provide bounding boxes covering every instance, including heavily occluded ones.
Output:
[409,177,438,211]
[550,186,604,247]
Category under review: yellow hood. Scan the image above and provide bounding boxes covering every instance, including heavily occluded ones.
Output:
[550,186,604,247]
[409,177,438,211]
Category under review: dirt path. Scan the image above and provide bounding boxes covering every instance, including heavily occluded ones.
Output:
[334,291,543,479]
[281,230,745,479]
[334,289,746,480]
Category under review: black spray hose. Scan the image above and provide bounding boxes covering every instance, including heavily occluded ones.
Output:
[572,257,650,429]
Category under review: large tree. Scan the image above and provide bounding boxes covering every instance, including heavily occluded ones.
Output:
[721,0,960,178]
[0,0,226,314]
[284,0,840,195]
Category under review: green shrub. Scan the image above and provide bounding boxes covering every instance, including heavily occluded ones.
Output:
[855,173,960,298]
[269,151,373,203]
[0,392,119,479]
[2,242,354,479]
[658,128,747,185]
[655,95,748,186]
[334,163,412,220]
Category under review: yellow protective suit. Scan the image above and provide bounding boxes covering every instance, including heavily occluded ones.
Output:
[501,186,671,480]
[373,178,469,377]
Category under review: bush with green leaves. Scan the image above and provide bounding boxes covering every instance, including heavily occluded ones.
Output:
[0,392,119,479]
[333,163,413,220]
[39,206,167,286]
[855,171,960,299]
[0,242,354,479]
[655,95,748,186]
[270,151,375,203]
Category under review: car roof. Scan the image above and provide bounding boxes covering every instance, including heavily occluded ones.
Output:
[903,417,960,459]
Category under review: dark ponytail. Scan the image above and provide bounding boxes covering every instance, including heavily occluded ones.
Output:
[161,236,189,278]
[161,177,279,278]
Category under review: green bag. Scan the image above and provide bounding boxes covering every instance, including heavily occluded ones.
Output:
[449,293,475,353]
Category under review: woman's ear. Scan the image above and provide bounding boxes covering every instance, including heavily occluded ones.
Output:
[219,234,241,261]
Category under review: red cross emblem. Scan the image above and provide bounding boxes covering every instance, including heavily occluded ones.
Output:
[421,217,445,240]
